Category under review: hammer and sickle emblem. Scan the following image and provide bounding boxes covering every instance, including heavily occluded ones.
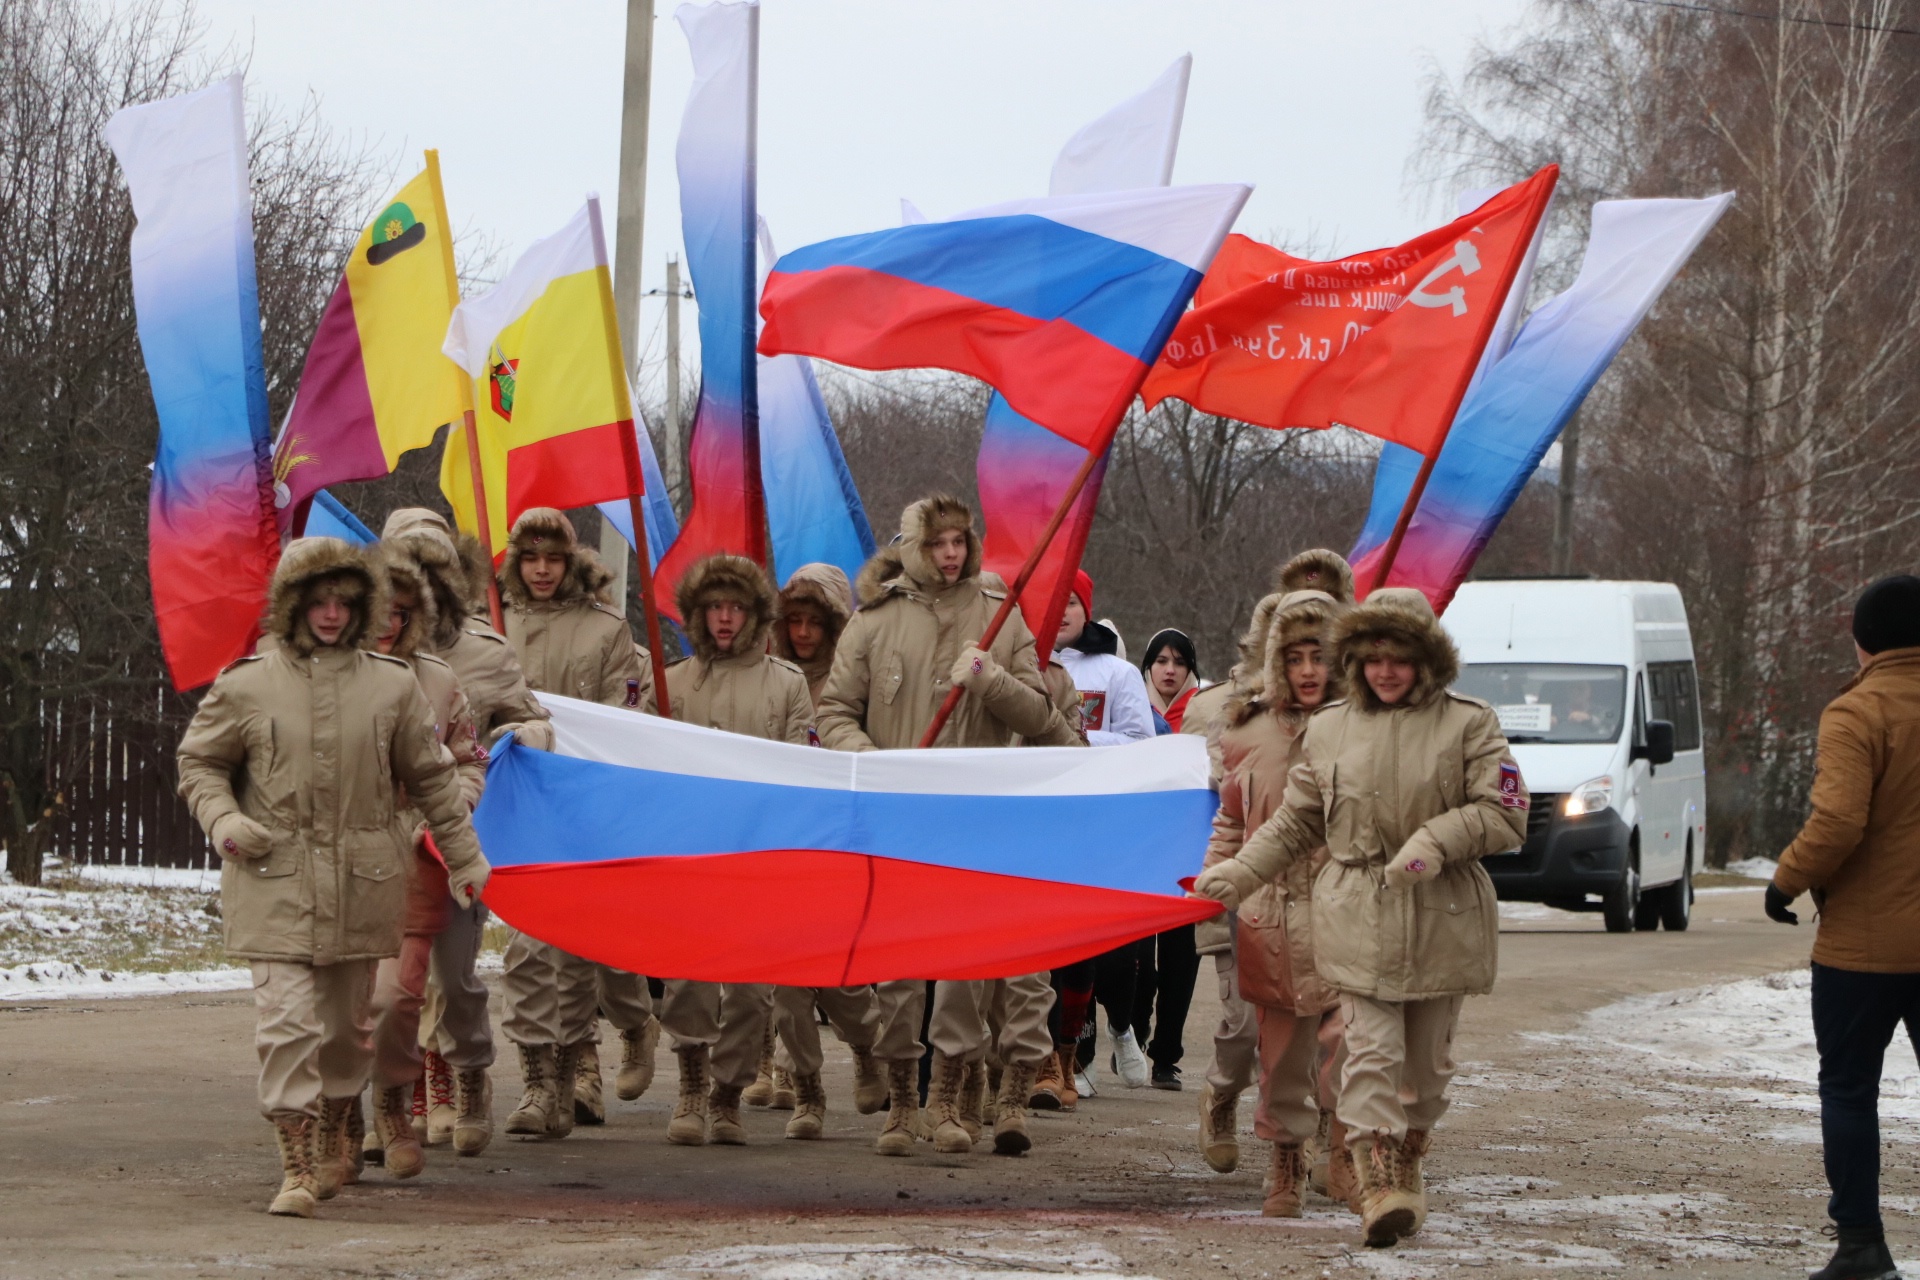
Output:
[1407,240,1482,317]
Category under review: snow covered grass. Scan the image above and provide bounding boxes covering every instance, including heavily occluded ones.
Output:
[0,859,241,1000]
[1721,856,1778,880]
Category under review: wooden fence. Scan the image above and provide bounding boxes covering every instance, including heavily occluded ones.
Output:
[40,693,211,869]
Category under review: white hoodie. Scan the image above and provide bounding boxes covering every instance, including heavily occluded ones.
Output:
[1054,645,1156,746]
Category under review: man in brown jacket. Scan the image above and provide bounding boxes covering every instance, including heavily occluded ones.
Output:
[1768,575,1920,1280]
[493,508,657,1141]
[817,494,1057,1158]
[657,554,811,1146]
[177,539,488,1219]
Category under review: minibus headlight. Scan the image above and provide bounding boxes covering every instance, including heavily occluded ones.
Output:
[1563,777,1613,818]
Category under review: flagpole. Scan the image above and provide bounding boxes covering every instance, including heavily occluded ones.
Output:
[1366,165,1560,597]
[588,196,675,717]
[424,149,506,633]
[916,445,1103,749]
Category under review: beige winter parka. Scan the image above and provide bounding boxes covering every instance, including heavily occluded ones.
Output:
[382,507,551,748]
[1206,588,1528,1002]
[1204,586,1349,1016]
[816,496,1053,751]
[176,539,487,965]
[666,554,813,743]
[497,508,645,709]
[773,561,854,708]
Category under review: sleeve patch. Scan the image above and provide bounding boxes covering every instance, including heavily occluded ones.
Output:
[1498,760,1528,809]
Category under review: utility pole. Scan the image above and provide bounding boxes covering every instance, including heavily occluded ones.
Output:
[1550,416,1581,574]
[663,254,685,505]
[601,0,656,607]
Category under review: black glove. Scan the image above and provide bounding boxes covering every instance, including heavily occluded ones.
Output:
[1764,882,1799,925]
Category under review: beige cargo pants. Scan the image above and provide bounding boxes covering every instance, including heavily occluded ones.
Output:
[659,980,776,1090]
[250,959,375,1120]
[772,985,881,1076]
[1251,1004,1346,1144]
[1205,947,1259,1096]
[499,929,652,1047]
[1336,993,1464,1143]
[419,901,494,1069]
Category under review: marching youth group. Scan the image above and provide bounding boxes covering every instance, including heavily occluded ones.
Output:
[177,488,1529,1250]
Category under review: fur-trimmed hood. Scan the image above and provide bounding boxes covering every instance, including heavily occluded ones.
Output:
[499,507,617,608]
[1334,587,1459,712]
[775,562,853,681]
[381,508,471,648]
[895,493,982,591]
[374,547,437,660]
[854,543,905,608]
[1274,548,1355,604]
[1229,589,1348,725]
[266,537,386,657]
[676,553,776,663]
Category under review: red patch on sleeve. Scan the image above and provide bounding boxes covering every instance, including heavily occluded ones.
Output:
[1498,760,1528,810]
[1079,690,1107,731]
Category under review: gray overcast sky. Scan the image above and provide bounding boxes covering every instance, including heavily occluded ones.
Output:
[195,0,1535,389]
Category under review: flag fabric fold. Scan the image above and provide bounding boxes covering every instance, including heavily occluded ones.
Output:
[474,694,1219,984]
[105,76,280,691]
[1142,167,1559,458]
[1351,194,1732,611]
[439,201,639,559]
[759,182,1251,452]
[596,417,682,572]
[272,161,465,533]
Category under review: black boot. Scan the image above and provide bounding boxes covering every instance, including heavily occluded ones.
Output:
[1810,1224,1900,1280]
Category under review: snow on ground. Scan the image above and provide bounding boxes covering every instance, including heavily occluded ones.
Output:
[0,859,239,1001]
[635,1242,1147,1280]
[1722,856,1778,880]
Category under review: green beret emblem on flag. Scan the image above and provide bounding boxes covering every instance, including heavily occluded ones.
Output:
[490,357,518,421]
[366,201,426,265]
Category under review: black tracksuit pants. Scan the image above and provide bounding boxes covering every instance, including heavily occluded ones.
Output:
[1812,961,1920,1229]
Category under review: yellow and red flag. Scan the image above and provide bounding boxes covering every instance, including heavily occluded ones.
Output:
[439,200,640,559]
[273,154,467,531]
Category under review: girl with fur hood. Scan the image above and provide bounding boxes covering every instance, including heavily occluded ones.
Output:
[1193,587,1528,1249]
[176,539,488,1219]
[817,494,1056,1159]
[1203,576,1351,1218]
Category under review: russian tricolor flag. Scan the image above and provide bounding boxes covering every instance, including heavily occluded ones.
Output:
[757,183,1250,451]
[474,696,1221,984]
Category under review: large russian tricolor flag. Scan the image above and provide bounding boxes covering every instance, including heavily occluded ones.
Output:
[474,695,1220,984]
[758,182,1249,451]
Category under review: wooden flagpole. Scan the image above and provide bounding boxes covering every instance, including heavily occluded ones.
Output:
[588,196,675,716]
[425,149,506,634]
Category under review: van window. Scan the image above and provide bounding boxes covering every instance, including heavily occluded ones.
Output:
[1453,664,1627,743]
[1647,661,1703,752]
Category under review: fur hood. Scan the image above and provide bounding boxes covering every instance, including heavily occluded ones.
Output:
[266,537,386,657]
[1334,586,1459,712]
[854,543,906,609]
[498,507,617,607]
[775,562,853,680]
[1229,589,1347,725]
[1274,548,1355,604]
[676,553,776,663]
[374,547,436,660]
[895,493,982,590]
[381,508,471,648]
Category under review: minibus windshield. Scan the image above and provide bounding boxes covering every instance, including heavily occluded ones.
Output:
[1453,664,1628,744]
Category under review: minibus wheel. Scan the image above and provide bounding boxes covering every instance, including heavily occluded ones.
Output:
[1602,843,1641,934]
[1657,848,1694,932]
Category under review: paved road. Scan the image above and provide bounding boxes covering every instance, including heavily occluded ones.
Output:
[0,886,1879,1279]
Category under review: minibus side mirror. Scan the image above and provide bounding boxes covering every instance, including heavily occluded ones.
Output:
[1635,719,1676,768]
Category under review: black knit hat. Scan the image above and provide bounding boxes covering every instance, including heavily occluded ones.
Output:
[1140,627,1200,680]
[1852,575,1920,655]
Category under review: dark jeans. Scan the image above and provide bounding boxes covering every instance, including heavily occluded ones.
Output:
[1137,923,1201,1068]
[1812,961,1920,1230]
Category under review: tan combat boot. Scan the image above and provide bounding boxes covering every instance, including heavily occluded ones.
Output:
[1263,1142,1308,1218]
[1355,1135,1421,1248]
[1028,1049,1067,1111]
[785,1071,827,1140]
[743,1026,777,1107]
[1309,1109,1332,1195]
[549,1042,580,1138]
[410,1075,428,1141]
[616,1016,659,1100]
[850,1043,887,1114]
[343,1093,365,1184]
[992,1059,1037,1156]
[423,1049,456,1145]
[313,1096,354,1201]
[874,1059,919,1156]
[770,1065,796,1110]
[268,1115,318,1218]
[453,1067,493,1156]
[710,1080,748,1144]
[375,1084,425,1178]
[1327,1116,1360,1212]
[572,1039,605,1126]
[667,1045,711,1146]
[1198,1083,1240,1173]
[1401,1129,1430,1233]
[927,1052,973,1153]
[958,1060,986,1142]
[506,1043,560,1138]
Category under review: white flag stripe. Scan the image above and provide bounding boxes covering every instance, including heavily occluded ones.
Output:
[1050,54,1191,197]
[442,203,597,377]
[945,182,1250,272]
